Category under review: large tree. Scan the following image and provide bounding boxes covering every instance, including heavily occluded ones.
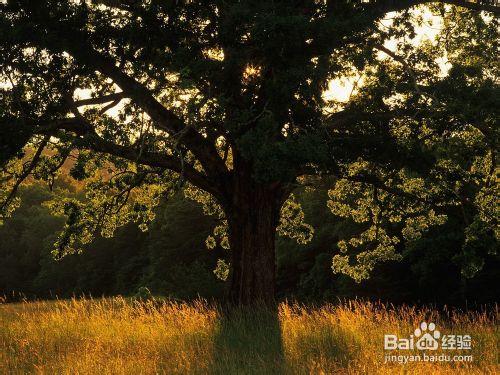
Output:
[1,0,498,304]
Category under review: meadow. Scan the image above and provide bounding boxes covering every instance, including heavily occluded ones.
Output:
[0,297,498,374]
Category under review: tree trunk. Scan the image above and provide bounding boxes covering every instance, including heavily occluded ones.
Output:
[227,179,283,306]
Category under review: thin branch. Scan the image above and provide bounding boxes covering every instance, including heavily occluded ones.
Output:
[99,99,122,115]
[296,165,447,209]
[35,117,222,198]
[1,136,50,213]
[369,0,500,16]
[374,45,440,103]
[90,0,141,12]
[324,108,440,130]
[73,92,126,107]
[47,147,73,191]
[439,0,500,14]
[374,45,422,94]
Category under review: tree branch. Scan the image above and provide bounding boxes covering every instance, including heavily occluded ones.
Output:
[296,166,448,209]
[35,117,223,198]
[437,0,500,14]
[73,92,127,107]
[90,0,141,12]
[369,0,500,16]
[88,135,221,197]
[66,41,227,176]
[15,9,229,180]
[374,45,423,95]
[1,136,50,213]
[322,104,462,132]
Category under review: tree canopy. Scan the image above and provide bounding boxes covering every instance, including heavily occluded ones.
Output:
[0,0,498,304]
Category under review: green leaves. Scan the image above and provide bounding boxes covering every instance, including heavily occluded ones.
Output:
[45,167,178,258]
[278,194,314,245]
[0,1,497,288]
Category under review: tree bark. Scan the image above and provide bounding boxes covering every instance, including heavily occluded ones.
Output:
[226,174,284,306]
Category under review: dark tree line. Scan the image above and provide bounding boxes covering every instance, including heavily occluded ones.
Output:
[1,182,497,306]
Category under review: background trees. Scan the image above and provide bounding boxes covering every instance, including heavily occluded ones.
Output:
[1,181,498,305]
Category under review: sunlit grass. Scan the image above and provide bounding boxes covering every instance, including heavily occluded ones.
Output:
[0,297,497,374]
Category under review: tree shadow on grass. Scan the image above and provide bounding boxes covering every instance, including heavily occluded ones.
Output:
[209,304,285,375]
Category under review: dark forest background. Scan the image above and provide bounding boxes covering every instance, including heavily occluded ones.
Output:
[1,178,498,307]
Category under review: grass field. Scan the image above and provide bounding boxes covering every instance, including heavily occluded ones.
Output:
[0,297,498,374]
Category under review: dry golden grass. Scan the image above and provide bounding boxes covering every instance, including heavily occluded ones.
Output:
[0,297,498,374]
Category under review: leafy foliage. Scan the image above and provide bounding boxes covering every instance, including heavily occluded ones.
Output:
[0,0,498,293]
[1,182,498,305]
